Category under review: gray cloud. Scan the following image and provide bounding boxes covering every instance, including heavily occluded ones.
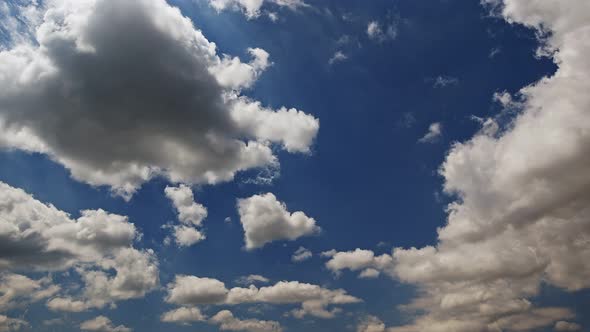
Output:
[0,0,318,199]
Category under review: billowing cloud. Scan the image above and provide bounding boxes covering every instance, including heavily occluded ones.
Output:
[554,321,582,332]
[0,0,319,199]
[0,181,158,312]
[237,193,320,249]
[164,185,207,246]
[164,275,360,319]
[326,0,590,331]
[208,0,308,20]
[80,316,131,332]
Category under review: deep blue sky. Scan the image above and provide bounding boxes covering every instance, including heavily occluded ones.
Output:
[2,0,587,331]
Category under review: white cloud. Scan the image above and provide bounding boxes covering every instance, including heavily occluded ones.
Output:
[291,246,312,262]
[328,51,348,65]
[554,321,582,332]
[429,75,459,88]
[418,122,442,143]
[0,0,318,199]
[235,274,270,285]
[210,310,282,332]
[80,316,131,332]
[237,193,320,249]
[329,0,590,330]
[324,248,393,278]
[208,0,308,20]
[164,185,207,246]
[0,181,158,312]
[0,273,59,311]
[161,307,207,324]
[165,276,360,319]
[367,21,397,42]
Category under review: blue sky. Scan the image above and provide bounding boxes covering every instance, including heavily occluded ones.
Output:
[0,0,589,331]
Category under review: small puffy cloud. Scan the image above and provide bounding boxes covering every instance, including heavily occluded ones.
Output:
[418,122,442,143]
[554,321,582,332]
[357,316,386,332]
[208,0,308,20]
[367,20,397,42]
[0,0,318,199]
[429,75,459,88]
[237,193,320,249]
[161,307,207,324]
[165,276,360,319]
[166,276,229,305]
[328,51,348,65]
[210,310,282,332]
[235,275,270,285]
[324,248,393,278]
[80,316,131,332]
[164,185,208,247]
[291,247,312,262]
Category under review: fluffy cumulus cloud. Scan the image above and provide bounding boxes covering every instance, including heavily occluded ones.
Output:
[164,275,360,320]
[323,248,393,279]
[210,310,282,332]
[0,273,60,311]
[80,316,131,332]
[0,0,319,199]
[237,193,320,249]
[208,0,308,20]
[164,185,208,246]
[0,181,158,313]
[328,0,590,331]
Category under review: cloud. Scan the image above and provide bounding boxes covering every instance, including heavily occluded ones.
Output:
[0,0,319,199]
[0,273,59,311]
[0,181,158,312]
[164,185,207,246]
[80,316,131,332]
[164,275,360,319]
[0,315,27,332]
[327,0,590,330]
[328,51,348,65]
[208,0,308,20]
[418,122,442,143]
[237,193,320,249]
[357,315,386,332]
[161,307,207,324]
[210,310,282,332]
[554,321,582,332]
[428,75,459,88]
[367,21,397,42]
[291,246,312,262]
[324,248,393,278]
[235,274,270,285]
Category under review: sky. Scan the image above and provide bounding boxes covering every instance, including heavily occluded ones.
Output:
[0,0,589,332]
